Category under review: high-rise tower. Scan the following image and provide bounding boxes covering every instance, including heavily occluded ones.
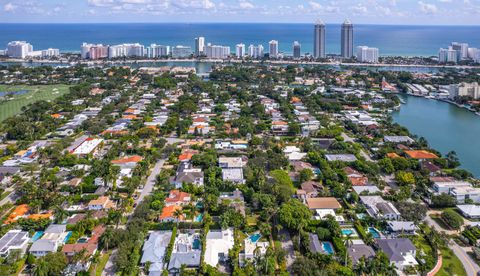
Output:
[313,20,326,58]
[341,19,354,58]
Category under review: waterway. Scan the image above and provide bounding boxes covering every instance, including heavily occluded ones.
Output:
[392,95,480,177]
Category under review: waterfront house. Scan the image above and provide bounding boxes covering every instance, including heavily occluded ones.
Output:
[404,150,438,160]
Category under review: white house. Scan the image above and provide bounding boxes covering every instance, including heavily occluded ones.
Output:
[204,228,235,267]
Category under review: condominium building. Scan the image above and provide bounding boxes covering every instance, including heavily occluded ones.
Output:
[451,42,469,60]
[108,43,145,58]
[248,44,264,59]
[80,43,108,60]
[449,82,480,99]
[313,20,326,58]
[438,47,459,64]
[6,41,33,58]
[205,44,230,59]
[195,37,205,56]
[236,43,246,58]
[147,44,170,58]
[356,46,379,63]
[293,41,301,59]
[172,46,192,58]
[41,48,60,58]
[269,40,279,58]
[341,19,354,58]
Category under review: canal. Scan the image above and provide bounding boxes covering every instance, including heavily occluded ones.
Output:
[392,95,480,177]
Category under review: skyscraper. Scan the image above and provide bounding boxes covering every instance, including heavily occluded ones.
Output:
[195,37,205,56]
[341,19,354,58]
[236,44,246,58]
[7,41,33,58]
[313,20,326,59]
[451,42,469,60]
[269,40,279,58]
[293,41,301,59]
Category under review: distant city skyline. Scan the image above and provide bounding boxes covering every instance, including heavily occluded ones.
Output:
[1,0,480,25]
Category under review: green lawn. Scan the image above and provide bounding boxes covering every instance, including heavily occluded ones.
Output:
[0,84,70,121]
[438,246,467,276]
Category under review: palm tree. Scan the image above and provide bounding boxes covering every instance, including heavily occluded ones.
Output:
[101,229,113,252]
[34,257,49,276]
[173,208,183,227]
[53,205,68,224]
[344,233,353,265]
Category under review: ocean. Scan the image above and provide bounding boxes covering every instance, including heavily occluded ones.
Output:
[1,23,480,57]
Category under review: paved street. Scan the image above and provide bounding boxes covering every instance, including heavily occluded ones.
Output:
[424,213,480,276]
[135,158,165,205]
[102,249,117,276]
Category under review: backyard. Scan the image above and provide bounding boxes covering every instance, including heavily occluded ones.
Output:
[0,84,70,121]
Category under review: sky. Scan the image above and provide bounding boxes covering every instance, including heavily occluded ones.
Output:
[1,0,479,25]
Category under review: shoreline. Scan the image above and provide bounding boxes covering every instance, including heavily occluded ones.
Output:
[1,58,479,70]
[402,92,480,115]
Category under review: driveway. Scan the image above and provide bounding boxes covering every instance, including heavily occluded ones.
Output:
[279,229,295,271]
[102,249,117,276]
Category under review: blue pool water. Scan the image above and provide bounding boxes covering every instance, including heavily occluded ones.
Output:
[341,229,354,236]
[77,237,88,243]
[192,238,201,250]
[31,231,44,242]
[357,213,367,219]
[195,214,203,222]
[368,227,381,238]
[322,242,334,255]
[63,231,72,243]
[249,233,261,243]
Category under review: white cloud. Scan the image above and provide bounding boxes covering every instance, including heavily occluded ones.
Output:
[4,3,16,12]
[418,1,438,14]
[88,0,115,7]
[309,1,322,10]
[239,1,254,10]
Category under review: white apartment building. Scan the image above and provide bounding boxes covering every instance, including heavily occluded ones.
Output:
[248,44,264,59]
[6,41,33,58]
[269,40,279,58]
[195,37,205,56]
[236,43,246,58]
[108,43,145,58]
[356,46,379,63]
[147,44,170,58]
[205,44,230,59]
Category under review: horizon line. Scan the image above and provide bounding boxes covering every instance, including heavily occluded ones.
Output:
[0,22,479,27]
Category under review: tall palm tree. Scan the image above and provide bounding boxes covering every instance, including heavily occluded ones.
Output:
[173,208,183,227]
[100,227,114,251]
[344,233,353,265]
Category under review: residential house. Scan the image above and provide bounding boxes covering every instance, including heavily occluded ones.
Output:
[62,225,105,264]
[360,196,401,220]
[159,205,184,222]
[140,231,172,276]
[325,154,357,162]
[219,189,246,216]
[0,230,29,257]
[306,197,341,211]
[457,205,480,219]
[376,238,418,270]
[219,157,245,184]
[296,181,322,201]
[87,196,116,211]
[386,221,417,236]
[348,244,376,265]
[29,224,69,257]
[165,190,191,206]
[205,228,235,267]
[239,235,269,267]
[168,232,202,273]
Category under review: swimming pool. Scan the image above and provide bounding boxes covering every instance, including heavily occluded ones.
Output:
[341,229,354,235]
[192,238,201,250]
[195,213,203,222]
[63,231,72,243]
[322,242,334,255]
[31,231,44,242]
[368,227,381,238]
[249,233,261,243]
